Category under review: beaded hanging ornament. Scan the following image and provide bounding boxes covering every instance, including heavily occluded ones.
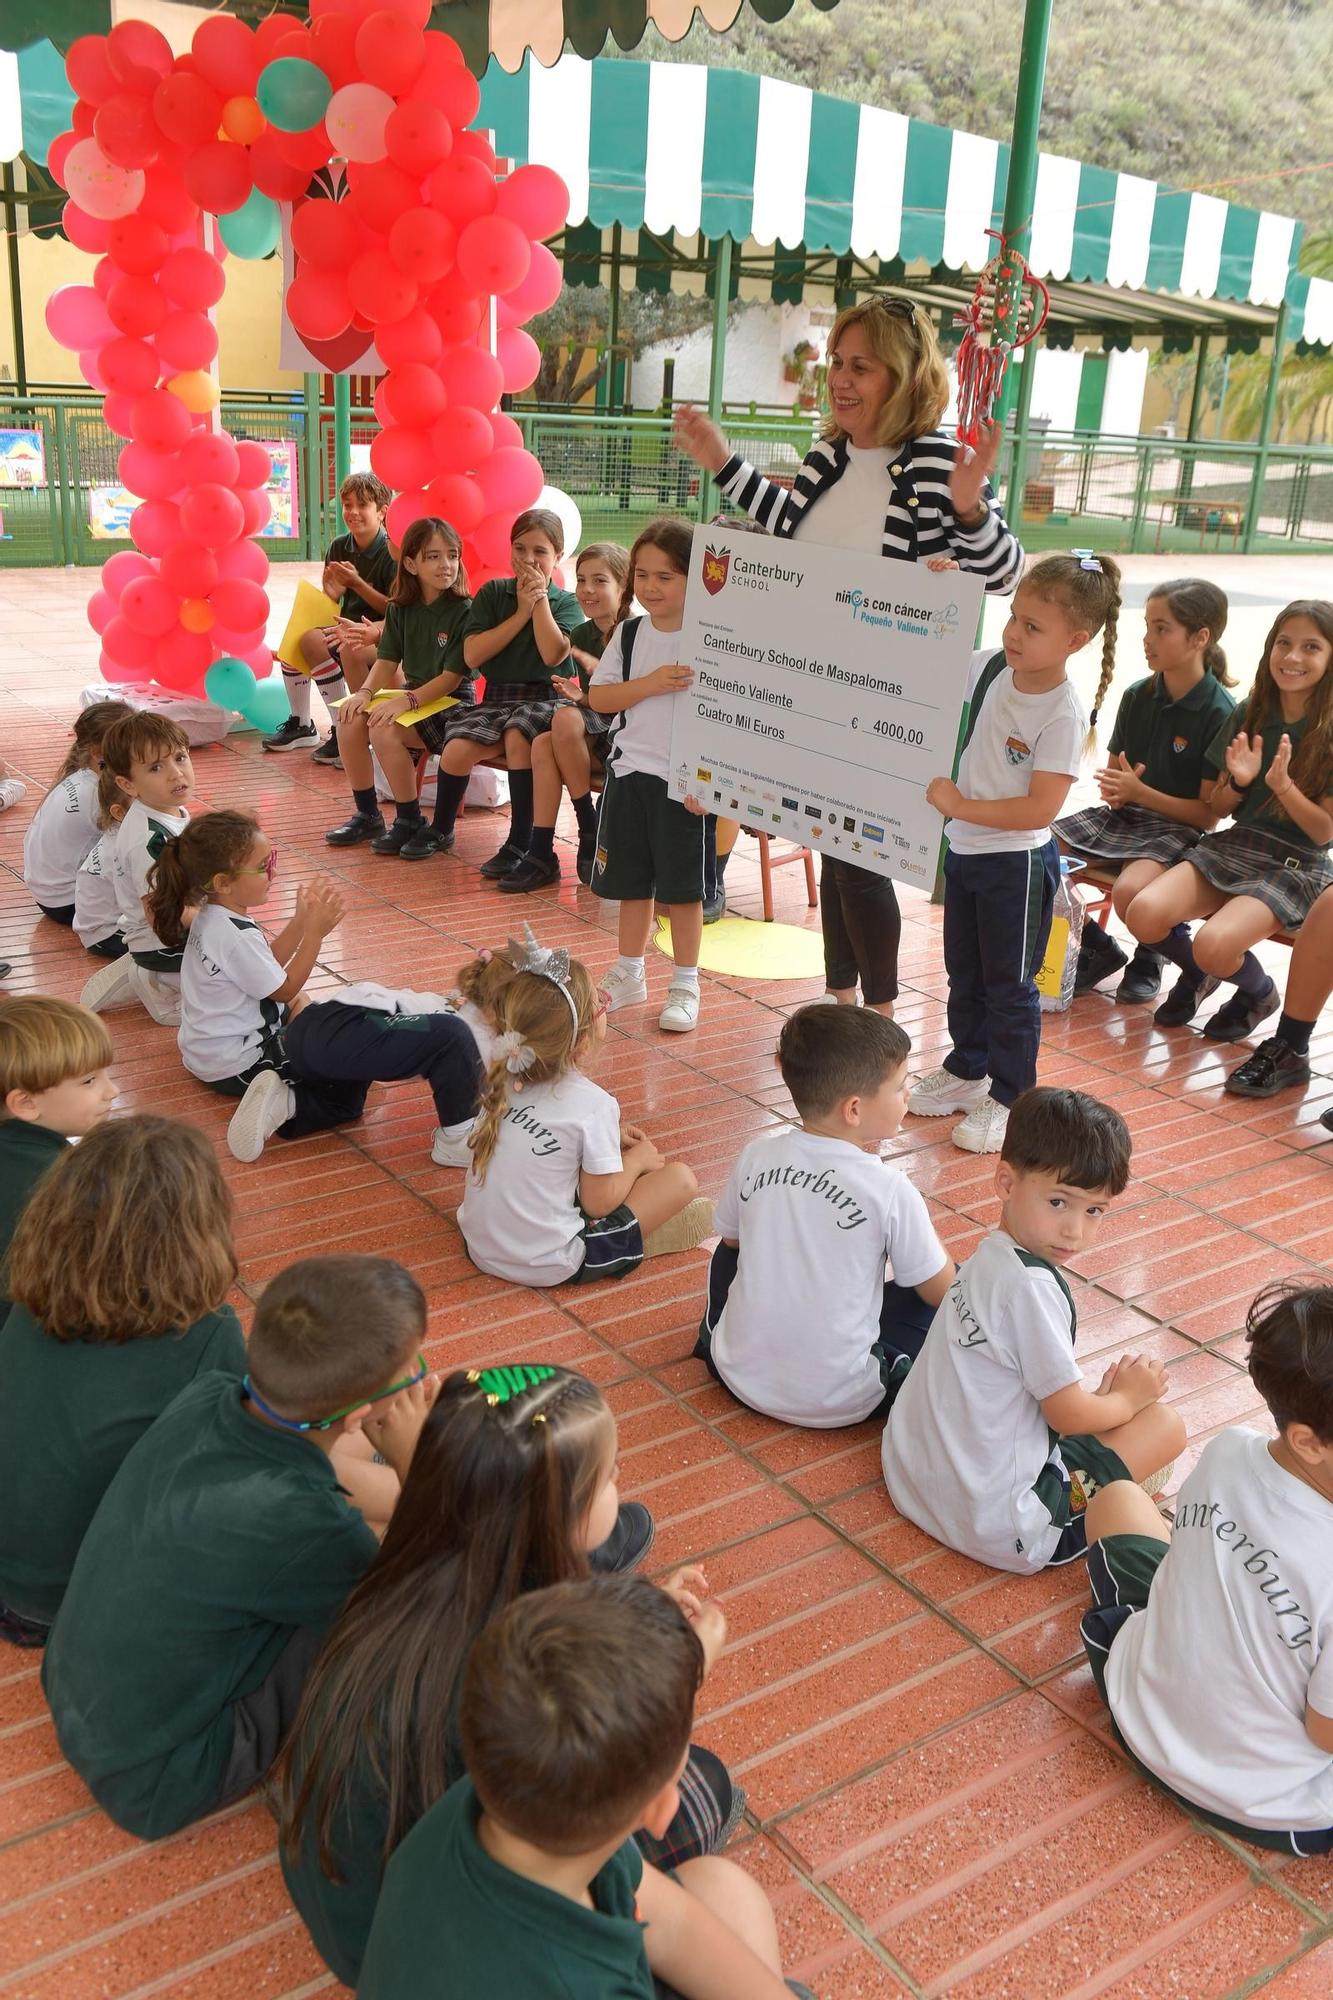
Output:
[953,233,1050,448]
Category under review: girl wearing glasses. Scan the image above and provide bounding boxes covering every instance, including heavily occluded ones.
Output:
[146,810,483,1167]
[674,297,1022,1018]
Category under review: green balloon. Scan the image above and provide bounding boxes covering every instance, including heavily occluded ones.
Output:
[256,57,332,135]
[243,677,292,734]
[218,190,280,260]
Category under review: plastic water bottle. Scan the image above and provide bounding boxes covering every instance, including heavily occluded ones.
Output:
[1037,857,1086,1014]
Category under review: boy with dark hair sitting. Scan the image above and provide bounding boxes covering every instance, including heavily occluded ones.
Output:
[884,1087,1185,1573]
[696,1003,953,1426]
[1082,1282,1333,1851]
[359,1573,809,1999]
[43,1255,432,1840]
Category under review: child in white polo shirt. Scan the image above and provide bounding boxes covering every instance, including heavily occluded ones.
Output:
[1081,1282,1333,1851]
[696,1006,953,1427]
[883,1087,1185,1573]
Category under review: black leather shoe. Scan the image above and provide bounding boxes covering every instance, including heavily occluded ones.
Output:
[480,840,525,880]
[497,852,560,893]
[399,825,454,860]
[1225,1036,1311,1099]
[1073,925,1128,995]
[325,811,385,847]
[1154,972,1220,1027]
[703,888,727,924]
[587,1501,655,1574]
[371,817,425,855]
[576,847,595,886]
[1115,949,1165,1005]
[1204,978,1280,1044]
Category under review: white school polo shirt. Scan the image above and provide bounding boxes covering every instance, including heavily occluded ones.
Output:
[72,833,122,947]
[946,649,1086,856]
[1106,1429,1333,1832]
[459,1071,623,1287]
[712,1127,945,1426]
[590,619,684,782]
[178,902,285,1083]
[112,799,190,955]
[22,768,100,908]
[882,1228,1083,1573]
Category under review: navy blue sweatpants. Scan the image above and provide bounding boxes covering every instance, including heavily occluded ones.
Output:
[941,839,1060,1108]
[275,1000,481,1139]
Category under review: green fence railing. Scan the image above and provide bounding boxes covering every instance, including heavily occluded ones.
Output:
[3,394,1332,568]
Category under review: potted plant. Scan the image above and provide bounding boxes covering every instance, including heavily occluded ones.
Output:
[782,338,815,385]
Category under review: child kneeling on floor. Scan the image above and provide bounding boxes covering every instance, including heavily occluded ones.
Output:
[883,1087,1185,1574]
[1082,1282,1333,1852]
[145,811,483,1165]
[696,1005,954,1426]
[358,1573,808,2000]
[459,927,713,1286]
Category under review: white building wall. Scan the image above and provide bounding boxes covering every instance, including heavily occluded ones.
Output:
[634,302,817,408]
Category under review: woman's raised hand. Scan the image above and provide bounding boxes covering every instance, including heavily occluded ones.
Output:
[673,403,730,476]
[949,419,1001,523]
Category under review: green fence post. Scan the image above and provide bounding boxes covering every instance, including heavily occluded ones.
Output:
[1128,438,1156,552]
[1004,345,1038,531]
[52,402,76,566]
[333,372,351,493]
[1243,298,1290,554]
[1177,332,1210,506]
[2,164,27,397]
[701,234,733,522]
[302,374,322,561]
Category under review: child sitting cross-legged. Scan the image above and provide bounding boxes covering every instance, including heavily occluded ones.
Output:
[79,713,197,1025]
[42,1254,434,1840]
[1081,1282,1333,1852]
[883,1087,1185,1573]
[696,1005,954,1427]
[357,1573,809,2000]
[0,1116,244,1648]
[22,699,132,930]
[458,927,714,1287]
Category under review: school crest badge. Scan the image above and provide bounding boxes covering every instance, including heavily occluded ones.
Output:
[702,547,730,595]
[1005,735,1032,766]
[1172,735,1188,754]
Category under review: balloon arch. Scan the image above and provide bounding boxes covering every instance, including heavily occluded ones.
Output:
[41,2,568,731]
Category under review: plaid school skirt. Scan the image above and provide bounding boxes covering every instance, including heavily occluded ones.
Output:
[411,682,474,755]
[1187,823,1333,927]
[444,678,559,748]
[1055,803,1201,868]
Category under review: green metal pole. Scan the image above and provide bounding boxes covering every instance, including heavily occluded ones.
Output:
[992,0,1055,430]
[605,223,622,411]
[1242,298,1289,553]
[1003,343,1038,528]
[1178,332,1210,503]
[1,165,26,396]
[333,371,352,491]
[702,234,733,521]
[302,373,322,562]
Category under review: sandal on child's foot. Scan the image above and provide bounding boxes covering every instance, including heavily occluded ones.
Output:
[1203,977,1279,1044]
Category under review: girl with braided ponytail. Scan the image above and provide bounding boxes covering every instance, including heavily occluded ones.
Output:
[913,552,1118,1154]
[275,1363,738,1989]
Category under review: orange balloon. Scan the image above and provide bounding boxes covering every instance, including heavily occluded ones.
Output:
[221,95,266,145]
[166,370,220,414]
[180,598,215,633]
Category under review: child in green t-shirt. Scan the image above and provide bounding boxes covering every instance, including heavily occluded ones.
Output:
[359,1575,810,2000]
[326,517,473,855]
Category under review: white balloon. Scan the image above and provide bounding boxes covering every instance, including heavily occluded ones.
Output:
[538,484,582,563]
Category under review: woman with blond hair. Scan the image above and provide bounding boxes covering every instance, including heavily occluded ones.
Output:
[675,295,1023,1013]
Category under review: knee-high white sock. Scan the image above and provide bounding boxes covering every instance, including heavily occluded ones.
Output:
[282,665,313,726]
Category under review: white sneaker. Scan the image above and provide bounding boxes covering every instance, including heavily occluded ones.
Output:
[431,1124,474,1167]
[952,1096,1009,1154]
[0,778,27,811]
[130,964,181,1027]
[602,963,649,1012]
[907,1067,990,1117]
[227,1068,297,1162]
[659,983,700,1033]
[80,957,138,1013]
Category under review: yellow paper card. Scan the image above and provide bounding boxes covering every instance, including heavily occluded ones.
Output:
[326,691,461,727]
[276,579,342,672]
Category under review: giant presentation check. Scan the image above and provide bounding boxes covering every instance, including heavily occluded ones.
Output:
[667,529,984,893]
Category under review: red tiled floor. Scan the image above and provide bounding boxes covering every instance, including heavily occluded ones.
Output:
[5,562,1333,1997]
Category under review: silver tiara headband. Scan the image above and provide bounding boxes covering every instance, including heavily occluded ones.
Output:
[507,924,579,1034]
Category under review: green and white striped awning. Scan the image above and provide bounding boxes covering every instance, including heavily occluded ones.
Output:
[477,53,1306,321]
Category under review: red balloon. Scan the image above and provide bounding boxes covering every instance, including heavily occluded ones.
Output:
[47,130,77,188]
[156,311,219,371]
[355,11,425,93]
[249,132,311,202]
[456,135,497,174]
[427,154,495,229]
[61,202,112,254]
[101,336,160,396]
[130,499,182,557]
[101,615,143,669]
[192,16,259,98]
[380,0,432,25]
[409,42,478,126]
[308,15,362,90]
[211,577,269,630]
[178,431,240,487]
[385,100,452,179]
[181,483,246,546]
[184,141,253,216]
[137,172,199,235]
[131,386,193,453]
[500,240,562,322]
[386,489,431,543]
[88,589,115,635]
[470,512,517,571]
[239,489,273,537]
[497,326,541,395]
[102,392,138,438]
[155,627,215,693]
[344,160,420,231]
[93,94,161,170]
[71,102,97,141]
[92,256,117,300]
[348,254,417,326]
[153,71,224,150]
[474,445,543,517]
[388,207,455,284]
[255,13,303,64]
[216,537,269,582]
[107,274,167,338]
[496,164,570,241]
[370,425,436,490]
[106,19,174,90]
[107,215,169,276]
[121,573,182,637]
[456,215,531,298]
[118,443,182,501]
[380,361,447,428]
[425,472,483,535]
[439,346,503,412]
[273,123,333,173]
[429,405,492,474]
[161,543,219,598]
[159,247,225,312]
[489,411,525,451]
[427,290,482,342]
[66,36,119,106]
[287,267,353,341]
[292,200,360,269]
[103,549,154,594]
[376,307,442,370]
[234,440,273,489]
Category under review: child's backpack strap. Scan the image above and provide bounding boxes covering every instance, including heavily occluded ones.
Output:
[959,650,1009,757]
[620,615,643,679]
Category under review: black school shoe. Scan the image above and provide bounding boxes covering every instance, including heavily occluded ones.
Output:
[498,852,560,894]
[1203,977,1280,1044]
[1225,1036,1312,1099]
[399,825,455,860]
[1073,926,1129,995]
[1116,948,1165,1005]
[325,810,386,847]
[480,839,525,880]
[371,817,426,855]
[587,1501,655,1574]
[262,715,317,752]
[1154,971,1220,1027]
[0,962,9,981]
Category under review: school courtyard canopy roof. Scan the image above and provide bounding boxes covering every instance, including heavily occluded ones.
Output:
[476,52,1333,354]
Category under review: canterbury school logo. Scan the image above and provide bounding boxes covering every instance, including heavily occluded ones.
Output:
[702,547,731,595]
[1172,734,1189,753]
[1004,735,1032,766]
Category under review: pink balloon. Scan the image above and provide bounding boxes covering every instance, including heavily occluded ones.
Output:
[102,548,154,595]
[78,348,108,393]
[210,624,264,654]
[210,577,269,630]
[325,82,394,163]
[131,385,193,453]
[240,490,272,536]
[121,574,182,637]
[216,538,269,582]
[87,589,116,635]
[370,425,436,491]
[497,325,540,395]
[99,650,143,686]
[380,361,446,429]
[495,164,569,241]
[425,472,483,535]
[234,440,273,489]
[456,215,530,298]
[474,446,543,518]
[100,335,161,396]
[244,645,275,678]
[161,542,219,597]
[180,483,246,546]
[156,311,219,372]
[155,627,215,693]
[45,284,114,350]
[429,404,492,473]
[62,203,113,254]
[101,614,142,667]
[438,345,503,412]
[118,442,183,501]
[497,241,562,323]
[103,391,138,438]
[177,431,239,486]
[159,247,226,312]
[386,489,431,543]
[92,256,117,300]
[65,138,146,220]
[130,498,182,557]
[489,411,525,451]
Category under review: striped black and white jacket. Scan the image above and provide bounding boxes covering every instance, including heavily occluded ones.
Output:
[716,430,1023,594]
